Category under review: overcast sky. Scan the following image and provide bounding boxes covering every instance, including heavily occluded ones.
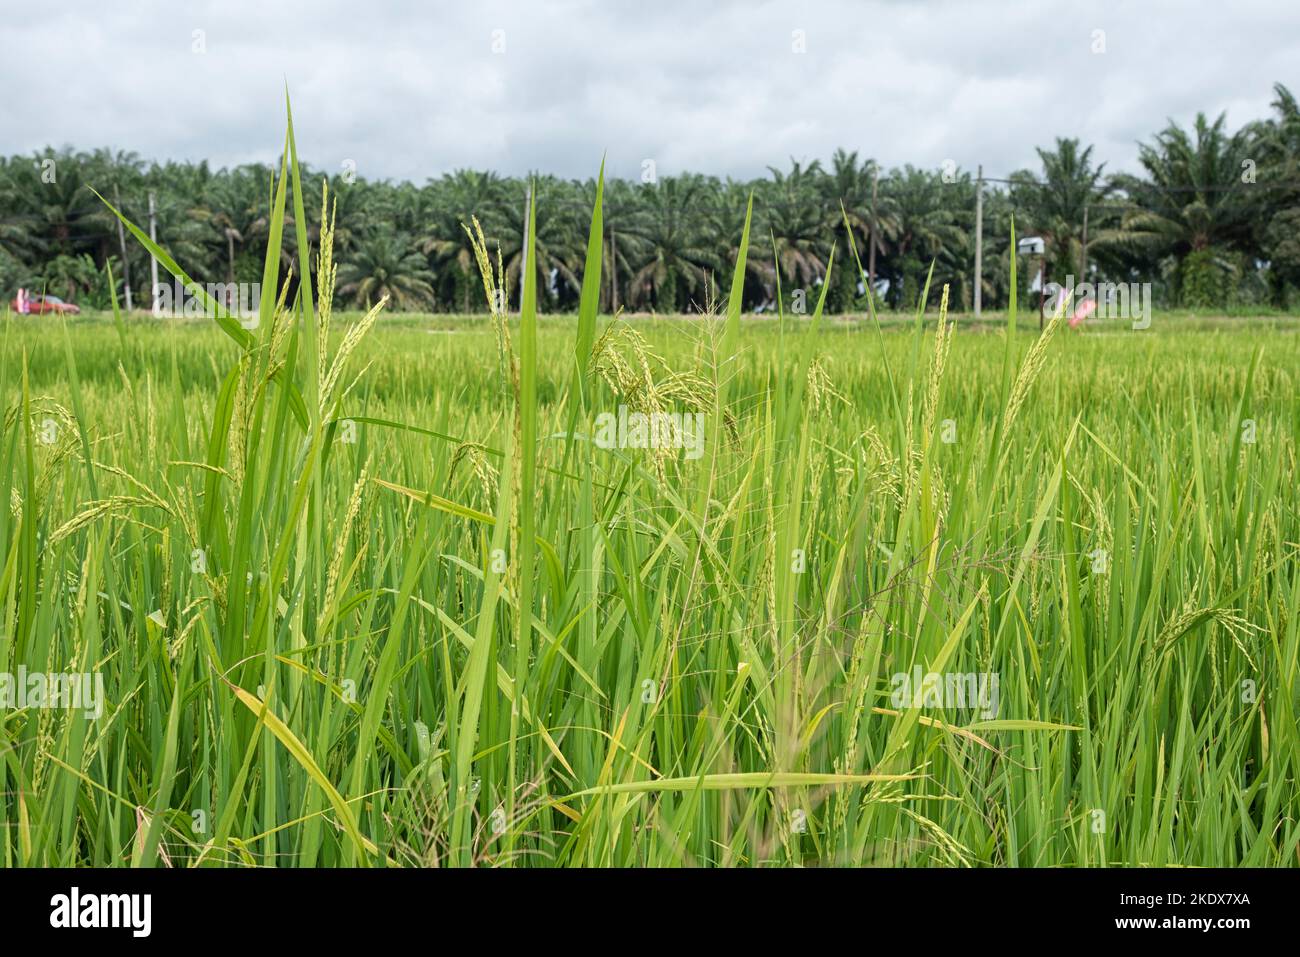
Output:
[3,0,1296,184]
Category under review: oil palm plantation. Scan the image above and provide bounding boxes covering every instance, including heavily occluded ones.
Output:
[2,81,1296,314]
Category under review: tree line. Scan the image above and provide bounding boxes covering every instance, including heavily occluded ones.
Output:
[3,83,1299,315]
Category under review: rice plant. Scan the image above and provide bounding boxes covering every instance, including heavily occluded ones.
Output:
[2,106,1297,868]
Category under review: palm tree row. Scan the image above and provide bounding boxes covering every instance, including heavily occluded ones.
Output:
[3,83,1299,313]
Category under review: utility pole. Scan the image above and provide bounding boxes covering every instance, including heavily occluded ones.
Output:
[519,183,531,313]
[147,191,160,313]
[112,183,133,311]
[974,165,983,318]
[867,165,879,293]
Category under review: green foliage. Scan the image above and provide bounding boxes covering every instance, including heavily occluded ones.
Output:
[4,83,1300,315]
[1179,248,1227,308]
[1264,207,1300,301]
[337,227,436,309]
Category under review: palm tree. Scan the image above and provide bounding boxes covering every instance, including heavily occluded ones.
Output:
[760,159,830,299]
[190,166,266,283]
[337,226,435,309]
[1114,113,1255,306]
[600,178,650,313]
[881,166,967,309]
[622,174,722,312]
[0,156,48,264]
[825,149,896,306]
[715,178,769,309]
[1010,138,1116,286]
[420,169,507,312]
[490,175,588,311]
[41,252,101,304]
[4,149,106,260]
[1249,84,1300,304]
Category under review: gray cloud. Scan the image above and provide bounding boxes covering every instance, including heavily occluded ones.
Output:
[3,0,1295,182]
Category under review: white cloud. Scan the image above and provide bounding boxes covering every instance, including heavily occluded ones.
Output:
[3,0,1296,182]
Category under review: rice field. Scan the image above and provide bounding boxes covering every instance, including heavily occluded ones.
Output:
[2,125,1298,869]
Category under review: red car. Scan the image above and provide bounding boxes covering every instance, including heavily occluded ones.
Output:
[11,289,81,315]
